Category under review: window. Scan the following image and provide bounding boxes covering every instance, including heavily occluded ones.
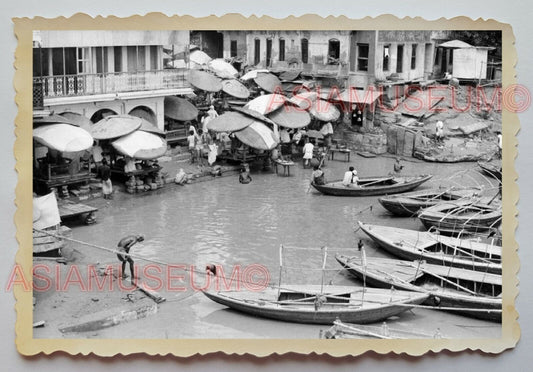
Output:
[51,47,77,76]
[383,45,390,71]
[126,46,147,72]
[266,38,273,67]
[114,46,123,72]
[301,38,309,64]
[95,47,108,74]
[411,44,417,69]
[150,46,158,70]
[279,38,285,61]
[77,48,90,74]
[396,44,404,73]
[33,47,49,77]
[357,43,369,71]
[328,39,340,64]
[230,40,238,57]
[254,38,260,65]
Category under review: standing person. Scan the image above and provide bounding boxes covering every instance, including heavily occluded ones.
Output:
[187,130,197,164]
[279,127,291,157]
[342,166,359,187]
[99,158,112,199]
[302,137,314,168]
[393,157,404,174]
[117,235,144,282]
[320,121,334,149]
[435,120,444,143]
[196,129,207,167]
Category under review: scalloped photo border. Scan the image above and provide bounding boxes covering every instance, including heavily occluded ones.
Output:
[12,13,520,357]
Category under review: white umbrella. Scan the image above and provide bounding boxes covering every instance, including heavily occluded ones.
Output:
[189,50,212,66]
[33,124,93,152]
[235,121,279,151]
[240,69,270,81]
[91,115,142,140]
[111,131,167,160]
[308,99,341,122]
[208,59,238,79]
[245,93,287,115]
[289,91,318,110]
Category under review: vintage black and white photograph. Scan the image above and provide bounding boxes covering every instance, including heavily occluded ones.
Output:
[24,24,512,349]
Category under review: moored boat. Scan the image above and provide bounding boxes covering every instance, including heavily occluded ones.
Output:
[357,222,501,274]
[335,254,502,322]
[202,284,429,325]
[477,161,502,181]
[378,187,482,217]
[321,319,438,339]
[418,200,502,235]
[310,174,432,197]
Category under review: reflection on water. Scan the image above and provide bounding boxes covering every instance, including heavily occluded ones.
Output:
[71,157,501,338]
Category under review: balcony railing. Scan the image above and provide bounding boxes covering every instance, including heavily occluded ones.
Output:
[33,69,190,99]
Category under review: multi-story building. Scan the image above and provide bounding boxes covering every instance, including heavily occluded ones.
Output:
[33,30,193,129]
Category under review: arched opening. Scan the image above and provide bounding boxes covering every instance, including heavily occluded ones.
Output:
[129,106,157,124]
[301,38,309,64]
[90,108,118,123]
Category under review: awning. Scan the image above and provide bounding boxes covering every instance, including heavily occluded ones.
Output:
[267,104,311,129]
[187,70,222,92]
[336,88,383,104]
[189,50,212,65]
[164,96,199,121]
[234,121,279,151]
[111,130,167,160]
[308,99,341,122]
[91,115,142,140]
[208,59,238,79]
[254,73,282,93]
[240,69,270,81]
[244,93,287,115]
[221,79,250,99]
[33,124,94,152]
[206,111,254,133]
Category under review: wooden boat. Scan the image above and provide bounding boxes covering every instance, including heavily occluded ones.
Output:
[357,222,501,274]
[418,200,502,235]
[321,319,437,339]
[478,161,502,181]
[378,187,481,217]
[335,254,502,322]
[202,284,429,325]
[310,174,432,197]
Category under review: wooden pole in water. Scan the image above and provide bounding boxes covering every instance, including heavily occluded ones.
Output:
[277,244,283,300]
[320,246,328,295]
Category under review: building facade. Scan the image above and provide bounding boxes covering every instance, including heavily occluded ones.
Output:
[33,30,193,130]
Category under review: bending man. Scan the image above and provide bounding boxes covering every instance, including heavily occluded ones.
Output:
[117,235,144,282]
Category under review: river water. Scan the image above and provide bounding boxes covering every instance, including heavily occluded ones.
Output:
[69,156,502,339]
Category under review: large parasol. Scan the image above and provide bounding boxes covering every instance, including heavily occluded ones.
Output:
[189,50,212,66]
[111,130,167,160]
[208,59,239,79]
[221,79,250,99]
[267,104,311,129]
[187,70,222,92]
[308,99,341,122]
[234,121,279,151]
[33,124,94,152]
[233,107,276,126]
[91,115,142,140]
[253,72,282,93]
[206,111,254,133]
[164,96,199,121]
[288,91,318,110]
[34,113,73,127]
[279,70,301,81]
[244,93,287,115]
[58,112,93,131]
[138,118,165,136]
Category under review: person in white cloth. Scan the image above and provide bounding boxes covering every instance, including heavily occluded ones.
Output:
[342,166,359,187]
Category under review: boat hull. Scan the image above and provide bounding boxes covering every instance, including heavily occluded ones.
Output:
[335,255,502,322]
[202,285,428,325]
[311,175,433,197]
[358,222,502,274]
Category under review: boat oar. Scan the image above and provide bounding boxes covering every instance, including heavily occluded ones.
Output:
[359,177,394,188]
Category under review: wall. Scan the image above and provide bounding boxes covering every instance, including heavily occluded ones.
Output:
[44,96,165,129]
[222,31,247,60]
[453,48,489,79]
[35,30,189,48]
